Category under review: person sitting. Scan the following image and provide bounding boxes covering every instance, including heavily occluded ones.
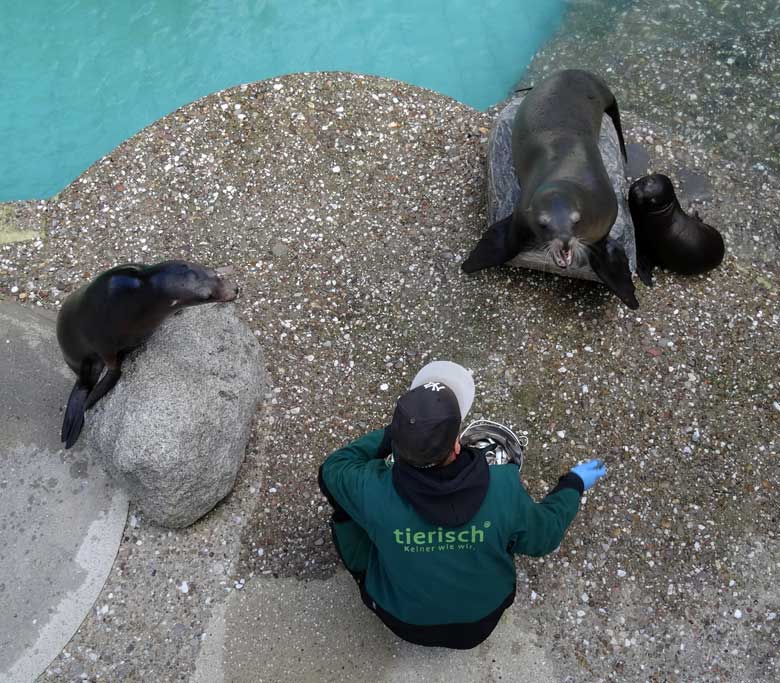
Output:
[318,360,606,649]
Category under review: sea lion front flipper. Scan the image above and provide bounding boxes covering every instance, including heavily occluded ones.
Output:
[635,246,655,287]
[84,366,123,411]
[604,99,628,162]
[462,214,528,274]
[588,238,639,310]
[62,381,89,449]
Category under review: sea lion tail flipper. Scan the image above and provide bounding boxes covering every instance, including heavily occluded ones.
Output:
[605,99,628,162]
[589,238,640,310]
[62,381,89,449]
[462,215,525,274]
[84,367,123,411]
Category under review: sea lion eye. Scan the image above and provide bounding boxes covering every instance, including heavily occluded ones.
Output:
[570,211,581,223]
[538,213,551,226]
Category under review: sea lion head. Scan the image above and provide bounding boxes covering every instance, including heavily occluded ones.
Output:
[146,260,239,308]
[628,173,676,215]
[528,183,585,268]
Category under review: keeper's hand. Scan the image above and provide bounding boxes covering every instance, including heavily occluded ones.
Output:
[571,459,607,491]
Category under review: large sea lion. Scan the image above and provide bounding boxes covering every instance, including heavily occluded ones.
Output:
[629,173,725,280]
[57,260,238,449]
[463,69,639,309]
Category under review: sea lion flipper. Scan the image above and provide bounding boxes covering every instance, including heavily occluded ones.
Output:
[604,99,628,162]
[635,247,655,287]
[84,367,123,411]
[462,215,527,274]
[589,238,639,310]
[62,381,89,449]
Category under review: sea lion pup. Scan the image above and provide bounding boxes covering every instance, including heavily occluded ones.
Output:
[463,69,639,309]
[57,260,238,449]
[629,173,725,280]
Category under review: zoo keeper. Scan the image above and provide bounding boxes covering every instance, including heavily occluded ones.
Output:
[318,361,606,649]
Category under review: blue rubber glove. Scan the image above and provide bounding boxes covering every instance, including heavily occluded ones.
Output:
[571,459,607,491]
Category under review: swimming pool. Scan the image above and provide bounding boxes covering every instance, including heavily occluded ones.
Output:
[0,1,566,202]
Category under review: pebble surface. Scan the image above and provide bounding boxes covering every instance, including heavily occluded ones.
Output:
[0,3,778,681]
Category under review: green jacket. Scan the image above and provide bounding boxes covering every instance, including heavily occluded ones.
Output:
[321,429,582,626]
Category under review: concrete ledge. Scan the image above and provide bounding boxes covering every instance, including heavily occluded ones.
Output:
[0,302,128,683]
[192,571,555,683]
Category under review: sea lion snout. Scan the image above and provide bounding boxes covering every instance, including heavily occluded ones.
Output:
[550,238,574,268]
[150,260,240,304]
[214,279,239,302]
[197,273,238,303]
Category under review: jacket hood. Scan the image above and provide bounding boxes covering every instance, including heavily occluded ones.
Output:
[392,447,490,527]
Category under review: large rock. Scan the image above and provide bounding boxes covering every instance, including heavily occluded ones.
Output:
[487,94,636,280]
[84,303,265,528]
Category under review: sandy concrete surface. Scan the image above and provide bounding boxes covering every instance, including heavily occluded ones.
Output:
[192,571,555,683]
[0,303,128,682]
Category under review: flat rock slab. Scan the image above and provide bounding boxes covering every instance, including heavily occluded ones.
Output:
[0,302,128,682]
[192,571,556,683]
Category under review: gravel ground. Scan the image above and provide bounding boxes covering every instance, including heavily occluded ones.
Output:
[0,2,778,682]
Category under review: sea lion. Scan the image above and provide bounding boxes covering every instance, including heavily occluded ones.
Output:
[463,69,640,309]
[57,260,238,449]
[629,173,725,280]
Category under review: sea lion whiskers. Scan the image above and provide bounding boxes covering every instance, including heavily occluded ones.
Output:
[540,238,572,270]
[539,239,557,267]
[533,236,589,274]
[549,237,575,268]
[569,236,591,266]
[523,240,558,276]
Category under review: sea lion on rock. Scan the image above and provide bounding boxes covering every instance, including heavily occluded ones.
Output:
[629,173,725,280]
[463,69,640,309]
[57,260,238,449]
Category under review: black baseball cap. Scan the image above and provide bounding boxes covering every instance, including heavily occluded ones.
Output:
[390,361,475,468]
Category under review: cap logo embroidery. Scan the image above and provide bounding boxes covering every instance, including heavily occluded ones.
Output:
[424,382,444,392]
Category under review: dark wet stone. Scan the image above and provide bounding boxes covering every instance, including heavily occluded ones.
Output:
[625,143,650,180]
[677,168,713,202]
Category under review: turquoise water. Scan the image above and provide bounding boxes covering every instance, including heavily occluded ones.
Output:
[0,1,566,202]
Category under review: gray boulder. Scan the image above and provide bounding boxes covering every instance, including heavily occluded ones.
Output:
[84,303,265,528]
[487,94,636,280]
